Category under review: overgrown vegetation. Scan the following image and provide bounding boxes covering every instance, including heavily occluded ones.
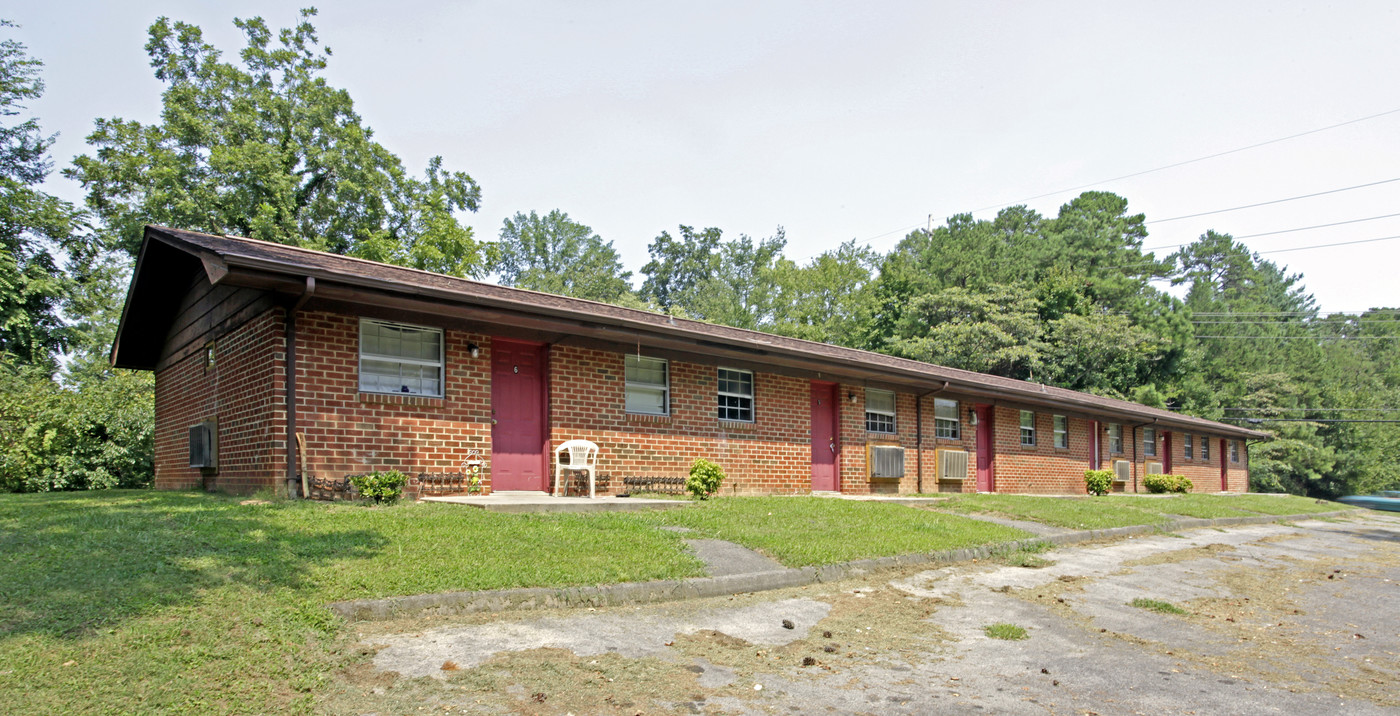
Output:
[993,540,1056,568]
[1084,469,1114,496]
[1129,597,1189,615]
[346,470,407,503]
[685,458,726,500]
[983,623,1029,640]
[929,492,1345,528]
[1144,473,1195,494]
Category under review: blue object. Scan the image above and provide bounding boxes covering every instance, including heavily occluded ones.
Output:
[1338,491,1400,512]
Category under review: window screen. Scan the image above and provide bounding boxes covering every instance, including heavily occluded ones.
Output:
[1053,415,1068,448]
[1109,424,1122,453]
[1143,427,1157,457]
[934,398,959,439]
[717,368,754,422]
[359,319,444,397]
[865,389,896,433]
[1020,410,1036,446]
[625,355,669,415]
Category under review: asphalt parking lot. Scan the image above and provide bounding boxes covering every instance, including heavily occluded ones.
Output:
[332,511,1400,715]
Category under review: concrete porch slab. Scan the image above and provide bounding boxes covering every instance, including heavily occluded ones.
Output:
[420,492,691,513]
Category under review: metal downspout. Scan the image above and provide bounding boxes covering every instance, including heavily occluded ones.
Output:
[285,277,316,498]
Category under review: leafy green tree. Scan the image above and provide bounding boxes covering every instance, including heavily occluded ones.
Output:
[495,209,634,303]
[888,284,1045,379]
[768,239,879,346]
[687,229,786,329]
[66,9,489,277]
[639,225,724,312]
[0,21,79,369]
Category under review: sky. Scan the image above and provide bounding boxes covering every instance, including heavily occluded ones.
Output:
[14,1,1400,312]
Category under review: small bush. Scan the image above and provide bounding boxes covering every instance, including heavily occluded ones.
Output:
[1084,469,1114,496]
[686,459,725,499]
[1129,597,1189,615]
[348,470,408,503]
[1143,473,1193,494]
[983,623,1028,640]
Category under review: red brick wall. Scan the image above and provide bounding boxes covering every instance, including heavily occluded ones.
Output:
[990,407,1097,493]
[287,311,494,491]
[153,310,280,492]
[548,345,814,496]
[152,304,1252,497]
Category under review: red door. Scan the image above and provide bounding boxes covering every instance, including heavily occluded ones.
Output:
[1220,438,1229,491]
[1162,432,1173,473]
[975,405,995,492]
[491,339,548,491]
[810,382,839,491]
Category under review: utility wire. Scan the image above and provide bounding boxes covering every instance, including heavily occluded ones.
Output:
[968,106,1400,214]
[858,106,1400,244]
[1094,233,1400,271]
[1145,177,1400,225]
[1143,211,1400,251]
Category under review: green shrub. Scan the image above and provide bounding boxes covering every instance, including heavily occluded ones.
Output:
[686,459,725,499]
[348,470,408,503]
[1129,597,1189,615]
[1084,469,1114,496]
[983,623,1028,640]
[1143,473,1193,494]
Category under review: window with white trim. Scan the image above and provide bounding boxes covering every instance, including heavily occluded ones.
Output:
[1230,440,1240,463]
[1201,436,1211,461]
[625,355,669,416]
[1184,433,1194,460]
[359,319,443,397]
[1053,415,1068,448]
[1109,423,1123,453]
[1020,410,1036,446]
[1143,427,1157,457]
[717,368,754,422]
[865,389,896,433]
[934,398,960,439]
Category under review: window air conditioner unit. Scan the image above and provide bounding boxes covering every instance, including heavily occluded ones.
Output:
[869,445,905,479]
[1112,460,1130,483]
[1145,461,1164,476]
[189,421,217,469]
[938,449,969,482]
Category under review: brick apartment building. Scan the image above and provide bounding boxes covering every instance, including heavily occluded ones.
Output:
[113,226,1265,499]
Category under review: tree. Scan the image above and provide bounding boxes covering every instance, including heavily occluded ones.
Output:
[65,9,490,277]
[768,239,880,347]
[639,225,724,312]
[888,284,1045,379]
[686,229,786,329]
[0,21,79,369]
[495,209,633,303]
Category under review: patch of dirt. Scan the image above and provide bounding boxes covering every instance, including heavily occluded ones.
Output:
[1121,542,1232,566]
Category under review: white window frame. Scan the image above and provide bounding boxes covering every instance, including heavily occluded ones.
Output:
[717,367,754,423]
[1020,410,1036,446]
[1109,423,1123,454]
[1053,415,1068,449]
[624,355,670,416]
[1143,427,1157,457]
[865,389,897,434]
[1230,440,1241,463]
[1184,433,1194,460]
[358,318,444,398]
[934,398,960,439]
[1201,436,1211,461]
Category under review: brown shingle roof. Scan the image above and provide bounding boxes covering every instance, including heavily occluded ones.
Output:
[135,225,1269,440]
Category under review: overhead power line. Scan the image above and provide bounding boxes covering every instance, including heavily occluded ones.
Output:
[968,106,1400,215]
[1096,233,1400,271]
[858,106,1400,244]
[1145,177,1400,225]
[1143,211,1400,251]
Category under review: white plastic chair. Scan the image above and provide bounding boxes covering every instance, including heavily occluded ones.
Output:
[554,439,600,498]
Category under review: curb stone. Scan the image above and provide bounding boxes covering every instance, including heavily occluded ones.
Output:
[325,509,1352,621]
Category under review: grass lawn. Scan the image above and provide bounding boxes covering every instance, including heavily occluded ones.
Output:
[0,491,704,714]
[928,493,1172,529]
[928,493,1351,529]
[636,496,1030,566]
